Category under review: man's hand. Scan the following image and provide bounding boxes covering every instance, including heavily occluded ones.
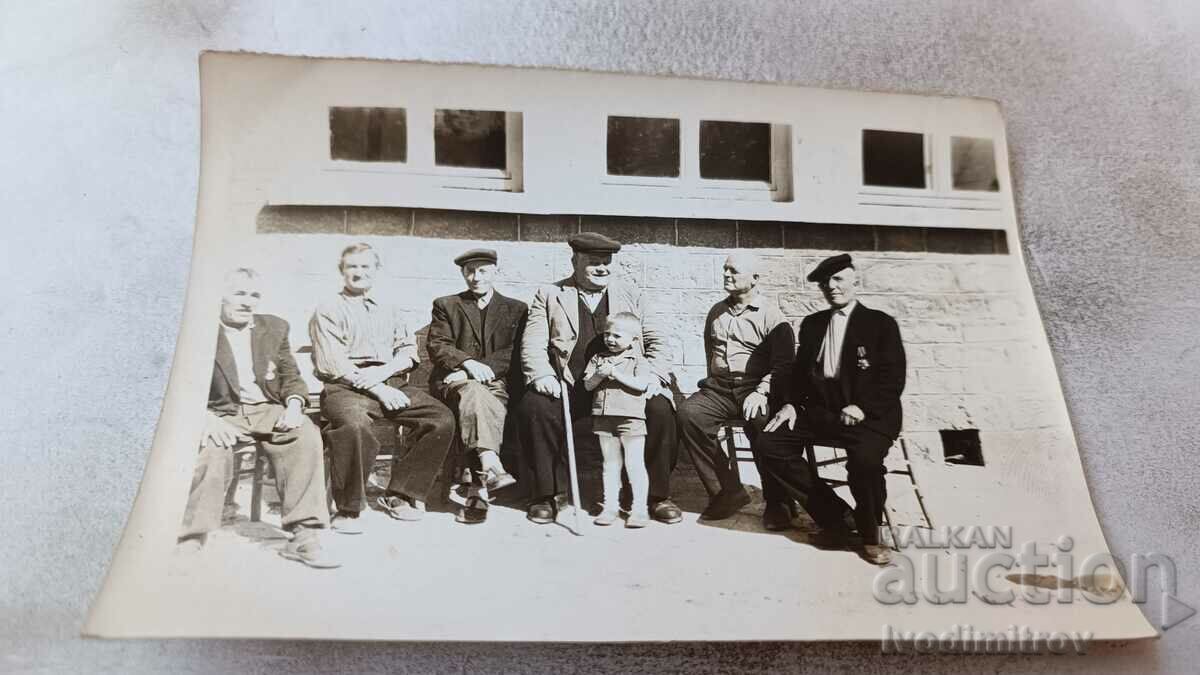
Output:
[202,412,246,449]
[742,391,770,422]
[442,370,469,385]
[531,375,561,398]
[369,384,411,411]
[352,365,394,390]
[460,359,496,383]
[273,399,306,432]
[763,404,798,433]
[840,404,865,426]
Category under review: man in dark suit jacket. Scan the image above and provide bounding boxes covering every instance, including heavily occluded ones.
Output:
[757,254,906,565]
[427,248,528,523]
[179,267,336,568]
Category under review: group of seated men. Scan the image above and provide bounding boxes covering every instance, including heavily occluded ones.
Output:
[179,234,906,568]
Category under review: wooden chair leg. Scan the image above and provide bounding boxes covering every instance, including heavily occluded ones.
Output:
[723,425,742,482]
[251,444,265,523]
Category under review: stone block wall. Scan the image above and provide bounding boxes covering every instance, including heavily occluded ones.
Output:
[244,206,1067,467]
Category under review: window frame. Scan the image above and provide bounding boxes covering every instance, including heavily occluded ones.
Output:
[602,115,793,203]
[856,127,1004,212]
[323,107,523,193]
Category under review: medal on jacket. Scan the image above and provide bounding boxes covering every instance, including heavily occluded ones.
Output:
[265,360,277,381]
[856,346,870,371]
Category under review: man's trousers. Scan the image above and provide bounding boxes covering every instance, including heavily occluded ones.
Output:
[516,384,678,506]
[753,416,892,544]
[676,381,784,504]
[180,403,329,539]
[439,379,508,454]
[321,378,455,512]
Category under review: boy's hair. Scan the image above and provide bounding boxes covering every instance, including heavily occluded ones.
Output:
[604,311,642,334]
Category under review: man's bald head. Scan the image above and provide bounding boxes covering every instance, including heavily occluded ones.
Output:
[721,251,761,297]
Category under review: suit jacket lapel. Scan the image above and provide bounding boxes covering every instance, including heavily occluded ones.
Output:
[250,318,270,388]
[481,292,508,346]
[214,328,239,395]
[838,303,866,402]
[457,291,483,344]
[555,282,579,335]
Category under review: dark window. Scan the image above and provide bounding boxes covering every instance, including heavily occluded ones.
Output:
[951,136,1000,191]
[434,109,507,170]
[862,129,926,188]
[606,116,680,177]
[699,120,771,182]
[329,107,407,162]
[941,429,984,466]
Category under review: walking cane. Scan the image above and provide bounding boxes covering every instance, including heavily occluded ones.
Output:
[559,377,585,535]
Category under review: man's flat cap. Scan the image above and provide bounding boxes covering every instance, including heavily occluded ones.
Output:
[807,253,854,283]
[568,232,622,254]
[453,248,498,267]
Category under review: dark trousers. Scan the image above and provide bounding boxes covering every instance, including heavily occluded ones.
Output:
[321,378,456,513]
[516,384,678,505]
[754,416,892,544]
[676,382,783,503]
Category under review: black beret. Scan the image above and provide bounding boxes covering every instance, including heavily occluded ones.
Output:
[806,253,854,283]
[568,232,622,254]
[453,248,498,267]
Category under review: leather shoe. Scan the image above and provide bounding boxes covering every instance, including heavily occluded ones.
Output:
[700,488,752,521]
[455,496,488,525]
[860,544,893,566]
[650,499,683,524]
[527,497,559,524]
[762,501,798,531]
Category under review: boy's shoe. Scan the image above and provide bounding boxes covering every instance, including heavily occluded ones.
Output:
[594,508,620,526]
[278,529,341,569]
[625,511,652,529]
[378,494,425,521]
[700,488,752,521]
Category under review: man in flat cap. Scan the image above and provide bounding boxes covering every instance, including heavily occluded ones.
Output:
[517,232,682,525]
[677,251,797,528]
[757,253,906,564]
[310,243,456,531]
[427,248,528,524]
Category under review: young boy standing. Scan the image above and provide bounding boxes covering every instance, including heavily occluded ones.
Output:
[583,312,653,528]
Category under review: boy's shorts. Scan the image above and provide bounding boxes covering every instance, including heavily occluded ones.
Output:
[592,415,647,438]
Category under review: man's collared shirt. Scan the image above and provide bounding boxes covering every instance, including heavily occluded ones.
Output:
[705,294,787,395]
[818,300,858,379]
[309,289,418,381]
[578,286,606,313]
[220,321,268,405]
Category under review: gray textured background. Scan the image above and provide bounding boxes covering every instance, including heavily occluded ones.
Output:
[2,1,1197,672]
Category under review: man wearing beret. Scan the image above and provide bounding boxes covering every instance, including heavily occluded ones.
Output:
[517,232,682,525]
[427,248,527,524]
[758,253,906,565]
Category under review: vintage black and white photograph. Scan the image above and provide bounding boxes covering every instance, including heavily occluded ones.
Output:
[85,53,1155,642]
